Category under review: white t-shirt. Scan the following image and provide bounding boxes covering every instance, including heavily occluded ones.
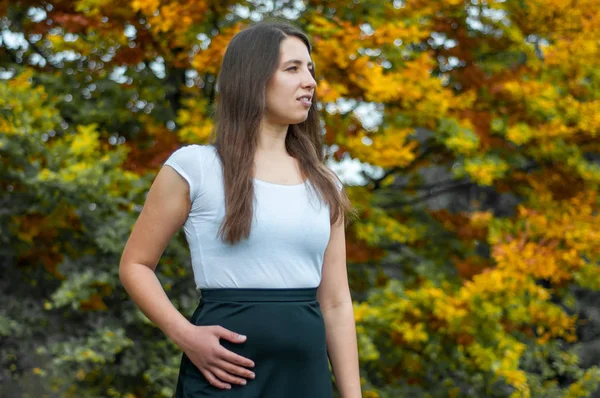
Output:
[163,144,333,289]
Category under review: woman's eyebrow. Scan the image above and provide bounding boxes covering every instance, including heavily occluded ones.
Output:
[283,59,314,68]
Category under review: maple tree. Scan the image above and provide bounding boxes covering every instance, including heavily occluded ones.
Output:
[1,0,599,397]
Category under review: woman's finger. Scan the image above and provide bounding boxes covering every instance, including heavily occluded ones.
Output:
[211,366,248,386]
[200,368,231,390]
[215,359,256,380]
[212,325,247,344]
[216,346,255,368]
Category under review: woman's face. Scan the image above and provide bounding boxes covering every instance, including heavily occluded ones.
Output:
[263,36,317,126]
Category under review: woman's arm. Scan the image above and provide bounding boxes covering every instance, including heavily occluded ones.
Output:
[120,165,254,388]
[317,219,362,398]
[119,166,195,342]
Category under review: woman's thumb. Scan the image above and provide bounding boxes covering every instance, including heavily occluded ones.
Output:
[214,326,247,343]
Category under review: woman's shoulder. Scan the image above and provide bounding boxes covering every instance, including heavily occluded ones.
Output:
[163,144,220,199]
[167,144,217,164]
[172,143,216,156]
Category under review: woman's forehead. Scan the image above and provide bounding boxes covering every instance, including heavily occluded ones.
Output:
[279,37,311,63]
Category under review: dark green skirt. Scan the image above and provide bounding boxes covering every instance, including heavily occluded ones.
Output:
[175,288,333,397]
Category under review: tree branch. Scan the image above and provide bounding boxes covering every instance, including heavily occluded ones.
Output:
[10,8,60,70]
[402,177,471,191]
[23,35,60,69]
[393,179,476,208]
[371,143,443,190]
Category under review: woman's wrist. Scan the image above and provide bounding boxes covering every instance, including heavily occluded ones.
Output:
[164,316,195,347]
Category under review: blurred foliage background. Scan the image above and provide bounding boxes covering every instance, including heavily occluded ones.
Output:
[1,0,600,397]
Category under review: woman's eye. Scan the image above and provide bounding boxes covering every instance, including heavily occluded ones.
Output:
[286,66,298,71]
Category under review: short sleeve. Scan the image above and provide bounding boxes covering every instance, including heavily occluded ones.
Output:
[163,145,203,203]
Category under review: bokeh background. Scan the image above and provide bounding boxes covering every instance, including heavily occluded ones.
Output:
[2,1,600,397]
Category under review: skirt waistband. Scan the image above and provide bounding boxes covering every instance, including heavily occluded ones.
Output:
[200,288,318,302]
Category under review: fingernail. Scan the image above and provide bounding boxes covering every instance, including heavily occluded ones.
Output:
[241,380,247,385]
[250,373,255,379]
[238,334,246,341]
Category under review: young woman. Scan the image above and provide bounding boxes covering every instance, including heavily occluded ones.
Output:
[119,21,361,397]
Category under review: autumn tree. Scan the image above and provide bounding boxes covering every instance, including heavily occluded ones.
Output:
[1,0,599,397]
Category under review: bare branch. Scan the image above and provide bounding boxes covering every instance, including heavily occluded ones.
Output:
[394,179,476,208]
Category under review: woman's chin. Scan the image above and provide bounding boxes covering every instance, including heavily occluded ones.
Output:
[263,113,308,127]
[286,114,310,125]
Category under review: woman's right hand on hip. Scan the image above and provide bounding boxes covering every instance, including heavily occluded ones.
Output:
[176,324,256,389]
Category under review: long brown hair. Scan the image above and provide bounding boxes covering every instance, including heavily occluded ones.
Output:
[211,21,352,244]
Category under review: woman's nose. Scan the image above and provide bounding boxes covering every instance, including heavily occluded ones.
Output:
[303,71,317,89]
